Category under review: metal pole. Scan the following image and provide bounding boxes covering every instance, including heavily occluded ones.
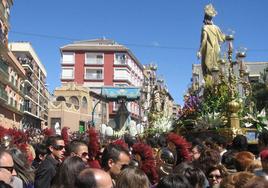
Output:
[92,99,101,127]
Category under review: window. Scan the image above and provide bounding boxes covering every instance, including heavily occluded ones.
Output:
[113,102,119,111]
[249,76,260,83]
[61,68,74,79]
[56,96,66,101]
[85,68,103,80]
[114,53,127,65]
[69,96,79,106]
[62,52,74,64]
[81,97,88,108]
[86,53,104,64]
[114,69,130,80]
[114,83,128,87]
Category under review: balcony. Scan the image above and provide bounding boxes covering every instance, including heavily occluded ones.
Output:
[19,57,34,73]
[24,100,32,113]
[0,58,9,77]
[84,69,103,80]
[24,87,33,98]
[0,85,8,102]
[0,2,10,23]
[20,104,24,112]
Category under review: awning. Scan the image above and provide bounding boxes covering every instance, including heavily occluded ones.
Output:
[101,87,140,101]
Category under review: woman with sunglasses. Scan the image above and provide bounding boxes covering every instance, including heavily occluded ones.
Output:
[206,164,228,188]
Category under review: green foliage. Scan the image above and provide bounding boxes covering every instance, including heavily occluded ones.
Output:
[251,82,268,111]
[201,82,229,116]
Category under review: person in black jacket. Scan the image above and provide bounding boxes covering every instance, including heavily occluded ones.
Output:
[34,135,65,188]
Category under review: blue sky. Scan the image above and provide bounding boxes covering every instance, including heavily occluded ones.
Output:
[8,0,268,105]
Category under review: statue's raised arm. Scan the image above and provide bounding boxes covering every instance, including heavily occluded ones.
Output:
[198,4,226,82]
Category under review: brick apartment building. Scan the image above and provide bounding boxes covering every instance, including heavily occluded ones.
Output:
[60,39,144,126]
[0,0,27,128]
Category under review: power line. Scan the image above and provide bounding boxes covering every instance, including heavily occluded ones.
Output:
[9,30,268,52]
[8,30,198,51]
[10,31,80,41]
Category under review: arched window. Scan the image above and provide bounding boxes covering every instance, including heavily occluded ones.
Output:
[69,96,79,106]
[81,97,88,108]
[56,96,66,101]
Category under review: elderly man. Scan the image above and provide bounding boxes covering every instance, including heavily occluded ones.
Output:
[0,148,17,185]
[75,168,113,188]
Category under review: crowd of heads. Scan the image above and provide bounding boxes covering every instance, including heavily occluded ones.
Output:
[1,125,268,187]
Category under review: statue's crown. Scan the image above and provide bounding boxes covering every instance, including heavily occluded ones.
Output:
[204,4,217,17]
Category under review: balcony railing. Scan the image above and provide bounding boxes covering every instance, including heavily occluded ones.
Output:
[0,58,9,75]
[0,85,8,102]
[0,2,9,23]
[85,74,103,80]
[20,104,24,112]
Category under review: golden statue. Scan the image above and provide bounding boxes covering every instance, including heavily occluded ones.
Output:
[197,4,226,81]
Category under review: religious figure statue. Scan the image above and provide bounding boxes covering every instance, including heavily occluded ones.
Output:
[197,4,226,82]
[154,87,161,112]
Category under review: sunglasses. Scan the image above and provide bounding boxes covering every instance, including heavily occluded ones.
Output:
[0,166,14,173]
[208,175,222,180]
[53,145,65,150]
[80,152,88,158]
[121,164,129,170]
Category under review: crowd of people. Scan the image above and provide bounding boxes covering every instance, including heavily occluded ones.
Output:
[1,125,268,188]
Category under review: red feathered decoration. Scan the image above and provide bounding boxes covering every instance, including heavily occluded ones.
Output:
[132,143,159,184]
[87,127,100,159]
[61,127,70,145]
[167,132,191,163]
[6,127,28,145]
[17,143,35,165]
[112,139,128,150]
[88,160,101,169]
[42,128,54,138]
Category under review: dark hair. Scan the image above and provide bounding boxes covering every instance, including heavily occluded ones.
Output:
[232,135,248,151]
[101,144,129,170]
[67,140,87,156]
[117,166,150,188]
[158,134,167,148]
[191,139,205,153]
[156,174,193,188]
[258,130,268,147]
[124,134,137,147]
[34,143,47,161]
[75,168,97,188]
[214,135,228,148]
[203,14,213,25]
[193,148,221,173]
[46,135,64,153]
[0,181,12,188]
[8,147,35,185]
[146,137,158,148]
[174,162,206,188]
[52,156,86,188]
[206,164,228,179]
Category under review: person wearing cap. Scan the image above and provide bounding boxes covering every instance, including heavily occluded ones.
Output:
[254,149,268,180]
